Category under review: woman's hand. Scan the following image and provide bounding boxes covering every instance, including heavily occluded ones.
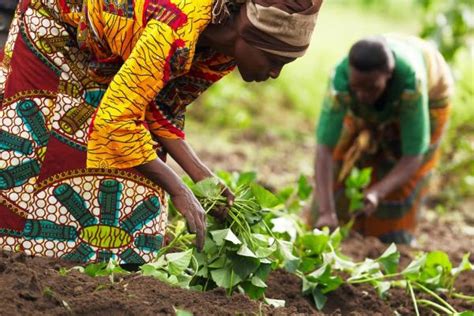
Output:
[170,189,207,251]
[315,210,339,230]
[211,184,235,221]
[361,190,380,217]
[156,137,235,221]
[135,159,207,251]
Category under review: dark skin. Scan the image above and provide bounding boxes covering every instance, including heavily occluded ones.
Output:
[135,14,295,251]
[311,66,424,230]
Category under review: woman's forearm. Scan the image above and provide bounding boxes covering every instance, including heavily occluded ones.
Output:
[315,144,336,214]
[369,155,423,198]
[134,158,190,197]
[157,137,213,183]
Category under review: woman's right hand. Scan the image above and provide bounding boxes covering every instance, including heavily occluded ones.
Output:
[315,211,339,230]
[170,189,207,251]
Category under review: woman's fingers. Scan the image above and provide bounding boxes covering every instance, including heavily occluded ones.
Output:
[171,192,207,251]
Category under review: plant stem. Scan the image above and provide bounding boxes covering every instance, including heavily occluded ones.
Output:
[414,282,457,314]
[348,272,401,284]
[452,293,474,301]
[407,281,420,316]
[154,230,188,260]
[416,299,453,315]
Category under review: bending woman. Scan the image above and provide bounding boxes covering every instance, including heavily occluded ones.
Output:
[0,0,322,263]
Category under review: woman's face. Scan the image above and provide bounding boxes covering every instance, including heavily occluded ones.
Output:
[234,38,295,82]
[349,66,392,105]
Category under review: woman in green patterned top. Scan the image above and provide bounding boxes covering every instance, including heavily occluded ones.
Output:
[308,35,453,244]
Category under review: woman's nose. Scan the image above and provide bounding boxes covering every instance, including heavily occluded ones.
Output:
[269,67,282,79]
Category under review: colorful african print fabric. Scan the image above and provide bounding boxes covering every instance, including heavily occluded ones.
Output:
[316,35,453,243]
[0,0,235,263]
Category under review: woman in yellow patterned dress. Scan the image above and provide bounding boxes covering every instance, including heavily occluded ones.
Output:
[0,0,322,264]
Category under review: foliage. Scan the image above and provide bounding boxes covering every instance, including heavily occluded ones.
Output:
[66,172,473,314]
[417,0,474,61]
[344,168,372,213]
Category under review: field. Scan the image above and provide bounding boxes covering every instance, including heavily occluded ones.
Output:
[1,0,473,315]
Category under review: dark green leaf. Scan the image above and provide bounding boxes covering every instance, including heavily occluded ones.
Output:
[312,287,328,310]
[230,254,260,280]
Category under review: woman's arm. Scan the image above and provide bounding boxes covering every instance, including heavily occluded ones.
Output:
[314,144,339,228]
[158,137,213,182]
[363,155,423,214]
[135,159,206,251]
[157,137,234,218]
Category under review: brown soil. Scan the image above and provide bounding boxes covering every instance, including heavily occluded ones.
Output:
[1,212,472,316]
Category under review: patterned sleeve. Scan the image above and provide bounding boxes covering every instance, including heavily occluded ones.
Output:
[316,65,350,148]
[399,75,430,156]
[145,51,236,140]
[87,20,186,169]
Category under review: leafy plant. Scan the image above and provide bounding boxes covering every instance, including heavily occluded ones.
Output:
[345,167,372,213]
[63,171,473,315]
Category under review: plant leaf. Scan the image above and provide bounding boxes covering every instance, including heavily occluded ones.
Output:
[451,253,473,277]
[174,307,193,316]
[312,287,328,310]
[264,298,286,308]
[271,217,298,241]
[402,253,427,276]
[166,249,193,276]
[297,175,312,200]
[377,243,400,274]
[210,228,241,246]
[211,267,242,288]
[251,276,267,288]
[237,244,258,258]
[251,183,280,208]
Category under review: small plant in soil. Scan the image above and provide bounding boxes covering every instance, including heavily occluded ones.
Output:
[67,171,473,315]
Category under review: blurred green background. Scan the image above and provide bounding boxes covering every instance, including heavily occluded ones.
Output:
[184,0,473,210]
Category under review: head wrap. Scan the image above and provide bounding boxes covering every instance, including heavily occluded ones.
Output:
[211,0,322,58]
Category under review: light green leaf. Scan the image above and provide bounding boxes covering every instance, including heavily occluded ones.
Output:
[236,171,257,187]
[402,253,427,276]
[377,243,400,274]
[210,268,242,288]
[237,244,258,258]
[276,240,300,272]
[451,253,473,276]
[297,175,312,200]
[264,298,286,308]
[174,308,193,316]
[251,183,280,208]
[191,177,221,199]
[271,217,298,241]
[301,233,329,255]
[166,249,193,276]
[210,228,241,246]
[307,263,329,282]
[208,256,226,269]
[350,258,380,280]
[251,276,267,288]
[374,280,391,298]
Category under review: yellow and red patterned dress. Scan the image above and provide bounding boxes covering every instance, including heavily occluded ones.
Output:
[0,0,235,263]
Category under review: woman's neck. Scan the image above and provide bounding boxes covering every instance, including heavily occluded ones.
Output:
[198,19,238,57]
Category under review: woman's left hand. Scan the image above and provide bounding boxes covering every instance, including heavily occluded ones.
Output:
[362,190,380,216]
[211,183,234,221]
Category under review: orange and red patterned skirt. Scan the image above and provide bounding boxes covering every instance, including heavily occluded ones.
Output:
[332,103,451,244]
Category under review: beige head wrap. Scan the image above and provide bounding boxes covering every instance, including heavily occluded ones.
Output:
[212,0,322,58]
